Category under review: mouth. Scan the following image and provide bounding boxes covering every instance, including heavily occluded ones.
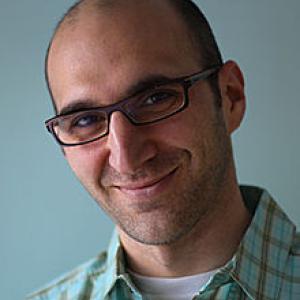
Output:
[115,168,178,198]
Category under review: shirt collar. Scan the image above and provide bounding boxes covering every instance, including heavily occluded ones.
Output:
[227,186,296,299]
[91,229,138,299]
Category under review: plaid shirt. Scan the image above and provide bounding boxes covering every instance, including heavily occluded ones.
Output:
[27,186,300,299]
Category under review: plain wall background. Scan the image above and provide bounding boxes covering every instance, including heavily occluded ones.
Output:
[1,1,299,299]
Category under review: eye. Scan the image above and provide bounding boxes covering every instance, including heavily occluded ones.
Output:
[71,113,105,129]
[142,91,174,106]
[74,114,97,127]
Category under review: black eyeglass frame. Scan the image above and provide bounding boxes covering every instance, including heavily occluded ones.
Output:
[45,65,221,147]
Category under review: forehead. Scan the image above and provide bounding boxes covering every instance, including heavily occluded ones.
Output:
[48,0,199,111]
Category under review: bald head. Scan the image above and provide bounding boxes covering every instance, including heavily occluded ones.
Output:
[46,0,223,112]
[52,0,222,64]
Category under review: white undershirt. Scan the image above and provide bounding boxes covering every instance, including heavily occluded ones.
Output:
[129,269,218,300]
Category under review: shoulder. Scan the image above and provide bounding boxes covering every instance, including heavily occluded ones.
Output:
[26,251,108,300]
[292,231,300,254]
[289,230,300,268]
[280,231,300,297]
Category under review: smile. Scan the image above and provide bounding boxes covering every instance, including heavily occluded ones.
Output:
[116,168,178,198]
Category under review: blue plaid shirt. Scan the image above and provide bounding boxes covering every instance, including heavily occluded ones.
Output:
[27,186,300,299]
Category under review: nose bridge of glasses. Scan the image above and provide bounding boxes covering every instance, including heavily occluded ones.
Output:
[106,97,138,126]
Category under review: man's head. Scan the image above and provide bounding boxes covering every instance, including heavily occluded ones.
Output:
[46,0,245,245]
[46,0,223,113]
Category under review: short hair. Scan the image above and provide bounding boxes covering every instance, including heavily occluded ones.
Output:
[45,0,223,113]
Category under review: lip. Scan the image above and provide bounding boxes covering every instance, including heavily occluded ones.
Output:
[115,168,178,198]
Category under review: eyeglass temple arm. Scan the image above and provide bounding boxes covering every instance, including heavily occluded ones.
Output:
[186,66,221,87]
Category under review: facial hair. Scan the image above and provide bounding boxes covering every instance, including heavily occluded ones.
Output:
[93,108,232,246]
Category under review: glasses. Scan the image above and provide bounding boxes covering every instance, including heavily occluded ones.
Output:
[45,66,220,147]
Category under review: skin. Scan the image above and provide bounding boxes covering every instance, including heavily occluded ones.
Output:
[48,0,249,277]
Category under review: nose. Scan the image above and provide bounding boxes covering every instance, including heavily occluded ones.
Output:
[106,111,157,174]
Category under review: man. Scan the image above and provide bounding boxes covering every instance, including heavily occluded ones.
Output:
[28,0,300,299]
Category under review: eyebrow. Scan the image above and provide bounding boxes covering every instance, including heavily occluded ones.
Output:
[58,73,176,116]
[59,99,99,115]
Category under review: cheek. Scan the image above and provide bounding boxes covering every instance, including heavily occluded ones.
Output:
[164,101,223,170]
[64,143,107,184]
[159,106,206,150]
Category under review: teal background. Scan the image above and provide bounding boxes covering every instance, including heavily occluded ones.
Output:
[1,1,299,299]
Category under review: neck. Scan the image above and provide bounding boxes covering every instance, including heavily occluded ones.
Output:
[118,182,251,277]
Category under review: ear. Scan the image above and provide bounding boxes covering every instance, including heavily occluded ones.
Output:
[218,60,246,134]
